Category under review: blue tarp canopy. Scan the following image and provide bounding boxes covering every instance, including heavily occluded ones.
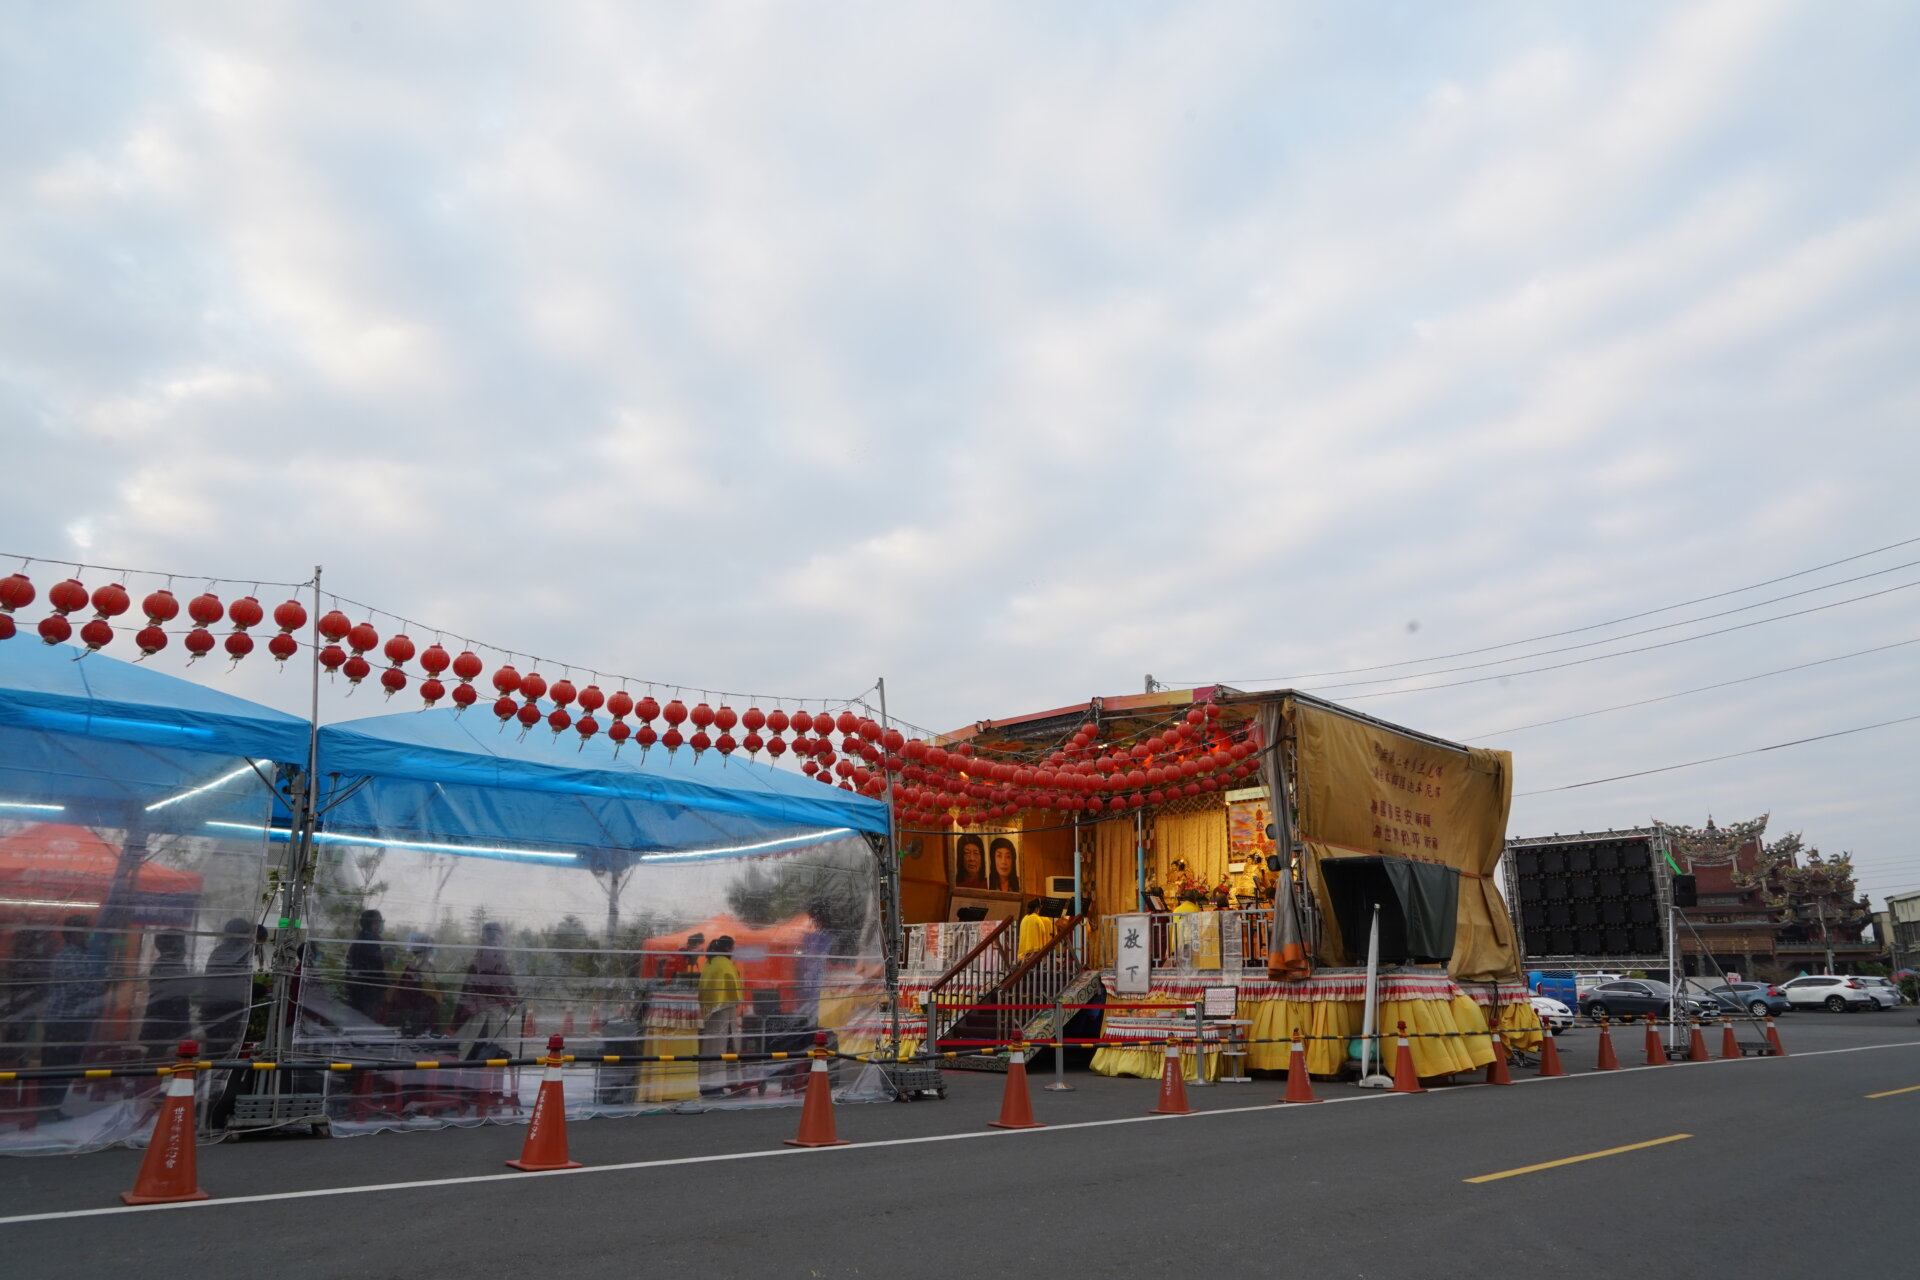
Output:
[0,641,305,829]
[311,708,889,863]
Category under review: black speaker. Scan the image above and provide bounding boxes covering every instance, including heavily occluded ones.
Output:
[1602,902,1626,925]
[1568,847,1594,872]
[1673,874,1697,908]
[1599,874,1624,897]
[1626,872,1652,896]
[1574,902,1598,926]
[1594,845,1622,871]
[1571,875,1596,898]
[1624,843,1651,869]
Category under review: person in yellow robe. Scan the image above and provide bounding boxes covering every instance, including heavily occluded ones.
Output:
[1017,905,1056,959]
[697,936,745,1095]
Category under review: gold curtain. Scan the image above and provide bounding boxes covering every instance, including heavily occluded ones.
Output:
[1154,808,1230,891]
[1091,818,1137,916]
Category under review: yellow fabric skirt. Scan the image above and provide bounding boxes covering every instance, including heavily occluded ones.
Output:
[1496,999,1545,1052]
[1241,994,1503,1077]
[1088,1043,1223,1083]
[635,1030,701,1103]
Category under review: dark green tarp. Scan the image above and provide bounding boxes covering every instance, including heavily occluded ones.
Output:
[1319,855,1460,964]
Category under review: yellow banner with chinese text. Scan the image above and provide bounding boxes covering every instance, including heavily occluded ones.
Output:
[1291,701,1518,982]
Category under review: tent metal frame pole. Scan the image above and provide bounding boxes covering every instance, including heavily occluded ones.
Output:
[877,677,903,1061]
[265,566,322,1070]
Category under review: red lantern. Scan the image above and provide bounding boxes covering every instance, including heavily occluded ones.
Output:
[0,573,34,614]
[766,708,790,735]
[420,678,446,706]
[575,714,598,743]
[383,634,416,666]
[222,630,254,661]
[547,707,573,737]
[663,699,688,727]
[347,621,378,654]
[320,644,346,674]
[318,610,351,642]
[690,702,715,731]
[689,730,712,755]
[452,650,483,684]
[451,683,478,710]
[228,596,264,631]
[578,684,605,714]
[49,578,89,616]
[788,710,813,736]
[273,599,307,633]
[635,724,659,751]
[743,731,764,756]
[492,665,522,696]
[343,654,372,684]
[493,695,517,722]
[714,705,738,733]
[548,678,577,707]
[380,667,407,697]
[80,619,114,651]
[91,583,131,619]
[516,703,541,730]
[716,732,737,757]
[519,671,548,702]
[38,615,73,645]
[608,720,631,749]
[183,626,215,659]
[882,728,904,752]
[661,727,685,754]
[802,759,819,777]
[766,736,788,758]
[606,689,633,720]
[420,644,450,676]
[742,707,766,733]
[637,695,660,723]
[186,592,223,626]
[0,614,13,641]
[1186,708,1205,728]
[137,625,169,657]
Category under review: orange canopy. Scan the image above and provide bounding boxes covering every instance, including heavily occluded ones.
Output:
[0,822,203,913]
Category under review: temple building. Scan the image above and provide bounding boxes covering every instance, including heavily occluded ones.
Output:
[1664,815,1879,977]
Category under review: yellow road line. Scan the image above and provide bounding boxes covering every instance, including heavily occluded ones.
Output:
[1865,1084,1920,1098]
[1465,1134,1691,1183]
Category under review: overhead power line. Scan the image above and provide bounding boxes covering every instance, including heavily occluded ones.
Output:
[1185,532,1920,685]
[1513,710,1920,797]
[1463,636,1920,739]
[1307,556,1920,693]
[1327,575,1920,702]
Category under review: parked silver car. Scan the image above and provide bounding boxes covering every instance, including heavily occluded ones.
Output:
[1851,976,1905,1009]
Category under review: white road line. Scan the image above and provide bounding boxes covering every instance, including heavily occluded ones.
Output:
[7,1038,1914,1228]
[0,1090,1401,1226]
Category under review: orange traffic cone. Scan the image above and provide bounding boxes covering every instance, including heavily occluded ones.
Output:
[1390,1022,1425,1094]
[122,1041,210,1205]
[1151,1041,1193,1115]
[506,1035,582,1171]
[1595,1021,1621,1071]
[1484,1030,1513,1085]
[1765,1017,1787,1057]
[1537,1030,1567,1078]
[1643,1019,1665,1066]
[1280,1031,1320,1103]
[785,1033,851,1147]
[588,1008,604,1035]
[989,1045,1044,1129]
[1687,1021,1710,1062]
[560,1005,575,1037]
[522,1009,536,1039]
[1720,1022,1741,1060]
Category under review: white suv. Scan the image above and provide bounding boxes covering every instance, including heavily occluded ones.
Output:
[1851,976,1905,1009]
[1778,975,1877,1011]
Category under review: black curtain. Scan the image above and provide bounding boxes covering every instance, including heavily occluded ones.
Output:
[1318,856,1460,964]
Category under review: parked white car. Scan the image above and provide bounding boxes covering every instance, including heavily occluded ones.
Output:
[1530,995,1574,1033]
[1851,976,1905,1009]
[1778,975,1877,1011]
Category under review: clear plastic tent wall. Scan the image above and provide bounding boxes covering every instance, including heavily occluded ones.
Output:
[0,642,306,1155]
[293,710,897,1134]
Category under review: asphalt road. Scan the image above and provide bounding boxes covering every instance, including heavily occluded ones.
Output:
[5,1011,1918,1279]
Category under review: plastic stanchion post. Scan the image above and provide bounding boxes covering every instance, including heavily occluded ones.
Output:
[121,1040,210,1205]
[785,1033,851,1147]
[507,1035,582,1171]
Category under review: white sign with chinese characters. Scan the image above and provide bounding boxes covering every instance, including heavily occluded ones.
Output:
[1113,912,1152,995]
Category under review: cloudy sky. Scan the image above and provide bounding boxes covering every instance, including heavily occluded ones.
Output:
[4,3,1917,904]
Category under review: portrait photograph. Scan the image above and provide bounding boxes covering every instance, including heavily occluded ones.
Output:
[950,831,989,888]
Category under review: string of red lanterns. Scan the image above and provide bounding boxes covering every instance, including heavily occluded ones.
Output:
[2,564,1254,813]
